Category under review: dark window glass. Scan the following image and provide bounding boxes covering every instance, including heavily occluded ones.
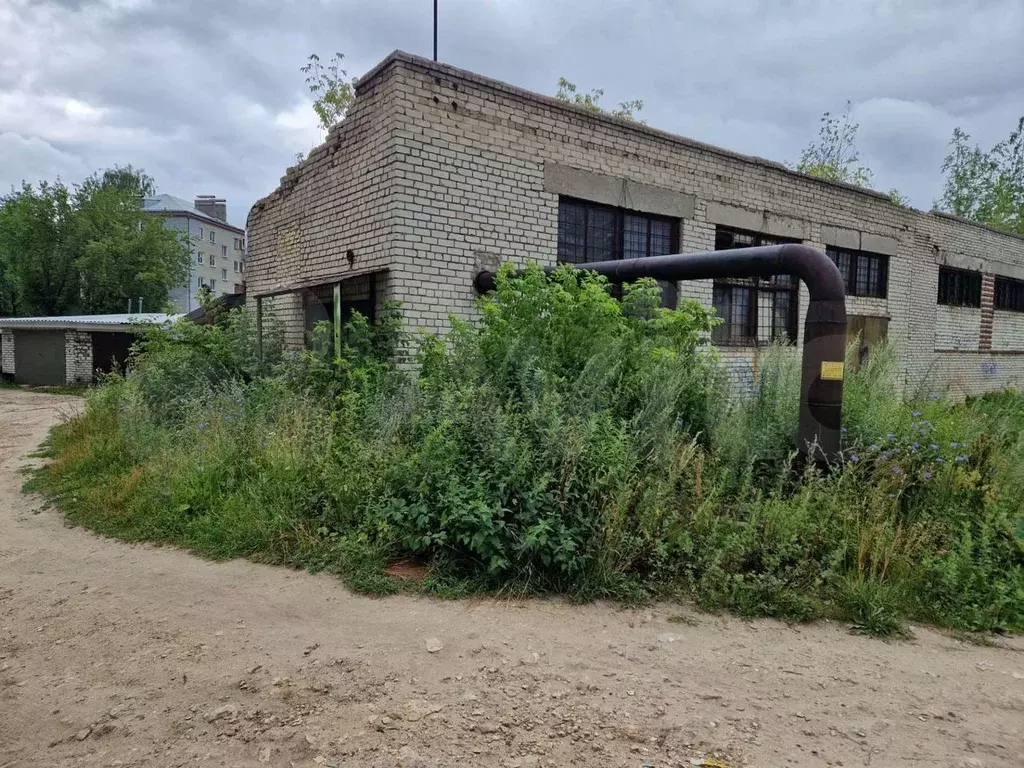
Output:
[937,267,982,307]
[556,197,680,307]
[711,227,799,345]
[557,198,679,263]
[826,246,888,298]
[995,276,1024,312]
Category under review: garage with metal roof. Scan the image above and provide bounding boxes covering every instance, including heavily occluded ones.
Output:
[0,314,177,386]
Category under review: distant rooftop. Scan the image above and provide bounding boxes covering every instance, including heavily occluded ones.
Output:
[0,313,179,331]
[143,194,244,232]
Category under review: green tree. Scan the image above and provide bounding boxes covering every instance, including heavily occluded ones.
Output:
[73,171,190,314]
[555,78,644,122]
[0,167,190,317]
[0,181,78,315]
[302,52,354,135]
[937,118,1024,234]
[796,101,874,187]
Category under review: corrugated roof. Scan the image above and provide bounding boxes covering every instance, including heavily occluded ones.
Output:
[0,313,179,331]
[143,194,244,232]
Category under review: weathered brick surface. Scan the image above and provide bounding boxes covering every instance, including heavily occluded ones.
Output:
[248,51,1024,396]
[1,330,14,375]
[65,331,93,385]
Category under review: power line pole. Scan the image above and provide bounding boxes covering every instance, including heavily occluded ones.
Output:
[433,0,438,61]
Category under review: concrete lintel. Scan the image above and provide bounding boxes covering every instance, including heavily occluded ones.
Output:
[543,163,695,219]
[820,225,861,250]
[938,250,987,274]
[704,201,762,232]
[861,232,900,256]
[763,213,810,241]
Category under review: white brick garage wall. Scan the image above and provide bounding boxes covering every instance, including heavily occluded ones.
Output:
[248,51,1024,397]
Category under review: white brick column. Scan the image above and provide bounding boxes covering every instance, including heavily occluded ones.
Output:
[1,330,14,376]
[65,331,93,384]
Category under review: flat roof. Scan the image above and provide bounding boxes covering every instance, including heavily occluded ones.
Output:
[0,313,178,332]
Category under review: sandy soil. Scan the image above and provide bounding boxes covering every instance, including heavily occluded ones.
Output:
[0,388,1022,768]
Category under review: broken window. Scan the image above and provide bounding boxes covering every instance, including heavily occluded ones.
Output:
[937,267,982,308]
[826,246,889,298]
[711,227,799,346]
[995,276,1024,312]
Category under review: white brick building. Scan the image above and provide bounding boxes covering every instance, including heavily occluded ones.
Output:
[247,51,1024,397]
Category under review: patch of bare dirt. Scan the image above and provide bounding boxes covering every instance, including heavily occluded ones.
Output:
[0,389,1021,768]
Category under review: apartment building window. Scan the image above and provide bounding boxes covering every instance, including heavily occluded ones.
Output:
[712,227,799,346]
[826,246,888,298]
[198,276,204,288]
[557,198,678,264]
[233,238,242,250]
[937,267,982,307]
[210,255,215,268]
[221,245,227,257]
[240,262,244,272]
[196,253,203,265]
[233,261,239,272]
[210,279,216,291]
[222,268,227,280]
[198,226,204,239]
[995,276,1024,312]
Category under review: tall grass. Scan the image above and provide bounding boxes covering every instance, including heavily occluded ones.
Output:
[27,264,1024,633]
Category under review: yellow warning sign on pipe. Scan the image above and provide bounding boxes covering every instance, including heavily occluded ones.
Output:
[820,361,845,381]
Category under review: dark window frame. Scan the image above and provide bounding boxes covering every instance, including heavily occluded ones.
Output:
[556,197,680,264]
[937,267,982,308]
[825,246,889,299]
[711,226,800,346]
[995,275,1024,313]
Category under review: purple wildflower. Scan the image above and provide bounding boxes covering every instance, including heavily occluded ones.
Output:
[849,455,860,464]
[922,471,933,480]
[198,422,208,430]
[869,444,879,451]
[841,426,848,433]
[224,414,234,422]
[935,457,944,464]
[930,393,940,400]
[955,455,969,464]
[911,442,920,450]
[892,466,904,475]
[950,441,960,448]
[887,433,896,441]
[929,444,939,451]
[911,410,921,418]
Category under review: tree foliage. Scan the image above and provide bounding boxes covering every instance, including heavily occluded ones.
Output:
[302,53,355,135]
[937,118,1024,235]
[0,166,190,317]
[555,78,644,122]
[796,101,874,187]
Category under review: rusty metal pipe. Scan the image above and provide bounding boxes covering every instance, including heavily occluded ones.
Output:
[474,244,847,464]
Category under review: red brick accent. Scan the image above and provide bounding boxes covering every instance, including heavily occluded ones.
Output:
[980,272,995,350]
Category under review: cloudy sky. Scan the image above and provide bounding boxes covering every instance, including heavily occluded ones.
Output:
[2,0,1022,227]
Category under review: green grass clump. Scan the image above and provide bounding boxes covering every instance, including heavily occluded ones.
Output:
[26,264,1024,636]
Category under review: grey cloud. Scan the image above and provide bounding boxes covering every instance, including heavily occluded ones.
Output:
[2,0,1023,226]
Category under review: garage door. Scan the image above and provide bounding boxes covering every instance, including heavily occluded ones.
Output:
[14,330,66,386]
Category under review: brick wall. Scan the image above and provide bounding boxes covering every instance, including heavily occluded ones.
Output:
[1,330,13,375]
[993,312,1024,352]
[248,51,1024,397]
[65,331,93,385]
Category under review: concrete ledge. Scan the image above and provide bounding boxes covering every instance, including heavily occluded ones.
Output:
[820,225,860,250]
[543,163,695,219]
[861,233,900,256]
[704,202,762,232]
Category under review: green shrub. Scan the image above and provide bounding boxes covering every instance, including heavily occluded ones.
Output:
[27,264,1024,634]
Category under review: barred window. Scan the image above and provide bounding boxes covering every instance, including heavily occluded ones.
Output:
[937,267,982,307]
[995,276,1024,312]
[711,227,799,346]
[557,198,679,264]
[826,246,889,298]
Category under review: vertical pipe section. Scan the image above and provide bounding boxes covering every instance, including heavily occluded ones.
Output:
[255,296,264,372]
[333,284,343,362]
[473,244,847,463]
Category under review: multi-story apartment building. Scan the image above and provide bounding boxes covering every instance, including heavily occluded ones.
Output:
[143,194,247,313]
[247,51,1024,398]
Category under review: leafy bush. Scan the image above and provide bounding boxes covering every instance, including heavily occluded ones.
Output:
[27,265,1024,635]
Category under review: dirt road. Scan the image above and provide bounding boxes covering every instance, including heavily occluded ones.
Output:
[0,389,1022,768]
